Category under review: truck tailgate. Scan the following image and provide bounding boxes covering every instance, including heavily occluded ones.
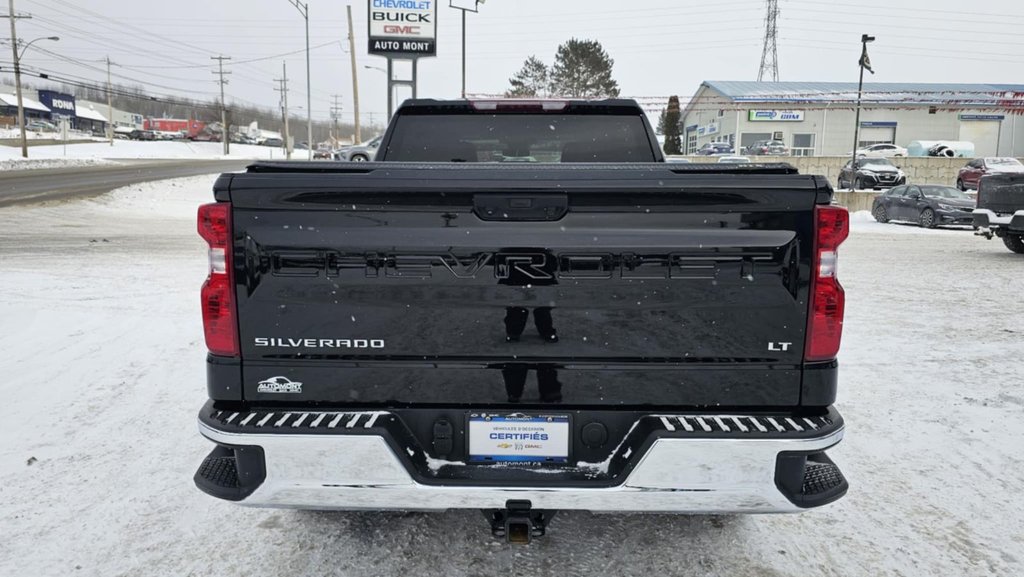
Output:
[223,164,825,408]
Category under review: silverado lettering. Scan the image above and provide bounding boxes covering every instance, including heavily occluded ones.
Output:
[253,338,385,348]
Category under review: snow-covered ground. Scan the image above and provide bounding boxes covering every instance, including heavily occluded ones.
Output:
[1,181,1022,576]
[0,139,290,162]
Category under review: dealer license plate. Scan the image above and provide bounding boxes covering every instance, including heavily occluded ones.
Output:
[468,413,570,463]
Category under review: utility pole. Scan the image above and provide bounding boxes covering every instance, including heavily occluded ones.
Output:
[106,56,113,146]
[286,0,312,160]
[211,55,232,155]
[4,0,31,158]
[346,4,361,144]
[330,94,343,146]
[757,0,779,82]
[273,61,291,160]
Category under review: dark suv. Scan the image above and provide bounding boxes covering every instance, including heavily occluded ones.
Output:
[838,157,907,189]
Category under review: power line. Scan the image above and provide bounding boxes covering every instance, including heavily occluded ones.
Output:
[789,0,1024,21]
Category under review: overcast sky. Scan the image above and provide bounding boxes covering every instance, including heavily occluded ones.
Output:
[5,0,1023,130]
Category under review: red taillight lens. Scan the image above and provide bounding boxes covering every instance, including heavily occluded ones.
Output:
[198,202,230,246]
[806,205,849,362]
[198,202,238,356]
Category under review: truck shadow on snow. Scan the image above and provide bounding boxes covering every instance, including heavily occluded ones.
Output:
[289,509,746,555]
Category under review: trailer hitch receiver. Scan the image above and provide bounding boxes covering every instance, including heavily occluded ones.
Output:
[484,500,556,544]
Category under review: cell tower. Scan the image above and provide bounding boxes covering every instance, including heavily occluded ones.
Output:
[757,0,779,82]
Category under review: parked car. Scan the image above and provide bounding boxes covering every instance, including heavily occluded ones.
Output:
[838,157,907,189]
[339,135,382,161]
[261,137,284,148]
[695,142,733,156]
[25,120,57,132]
[190,132,221,142]
[313,147,334,160]
[717,156,751,164]
[956,157,1024,191]
[664,156,691,163]
[745,140,788,156]
[128,129,156,141]
[871,184,975,228]
[853,143,907,158]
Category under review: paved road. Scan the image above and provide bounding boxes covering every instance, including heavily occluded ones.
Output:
[0,159,251,206]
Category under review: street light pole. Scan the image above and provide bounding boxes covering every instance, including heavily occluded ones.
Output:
[364,65,392,121]
[449,0,483,99]
[287,0,312,160]
[850,33,875,190]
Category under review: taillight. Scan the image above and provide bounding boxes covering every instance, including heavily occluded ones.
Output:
[198,202,239,356]
[805,205,849,362]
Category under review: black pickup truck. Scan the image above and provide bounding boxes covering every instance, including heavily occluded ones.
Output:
[973,173,1024,253]
[194,99,849,542]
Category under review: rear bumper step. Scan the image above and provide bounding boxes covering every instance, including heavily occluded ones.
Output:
[195,404,847,513]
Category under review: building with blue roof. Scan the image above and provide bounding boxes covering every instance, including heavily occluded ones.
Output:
[679,81,1024,157]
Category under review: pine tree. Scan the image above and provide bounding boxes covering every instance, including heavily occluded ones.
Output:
[505,56,550,98]
[548,39,620,98]
[660,95,682,155]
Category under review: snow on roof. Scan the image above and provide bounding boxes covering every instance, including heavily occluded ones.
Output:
[76,106,108,123]
[0,92,51,113]
[701,81,1024,107]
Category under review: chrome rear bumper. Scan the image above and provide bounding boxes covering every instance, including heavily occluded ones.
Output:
[196,409,846,513]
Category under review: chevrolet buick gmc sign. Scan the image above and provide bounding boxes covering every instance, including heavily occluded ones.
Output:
[368,0,437,56]
[748,109,804,122]
[37,90,76,117]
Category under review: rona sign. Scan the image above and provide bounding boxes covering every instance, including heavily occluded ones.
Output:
[748,109,805,122]
[368,0,437,56]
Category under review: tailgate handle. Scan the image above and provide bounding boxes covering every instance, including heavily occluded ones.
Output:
[473,193,568,221]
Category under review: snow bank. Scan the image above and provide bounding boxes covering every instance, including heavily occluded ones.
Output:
[0,139,290,162]
[0,127,102,141]
[0,157,119,171]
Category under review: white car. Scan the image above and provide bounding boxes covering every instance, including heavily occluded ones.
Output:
[717,156,751,164]
[854,143,907,158]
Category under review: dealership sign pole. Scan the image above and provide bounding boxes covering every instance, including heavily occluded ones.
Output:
[368,0,438,120]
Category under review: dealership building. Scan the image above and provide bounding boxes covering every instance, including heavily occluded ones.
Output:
[679,81,1024,157]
